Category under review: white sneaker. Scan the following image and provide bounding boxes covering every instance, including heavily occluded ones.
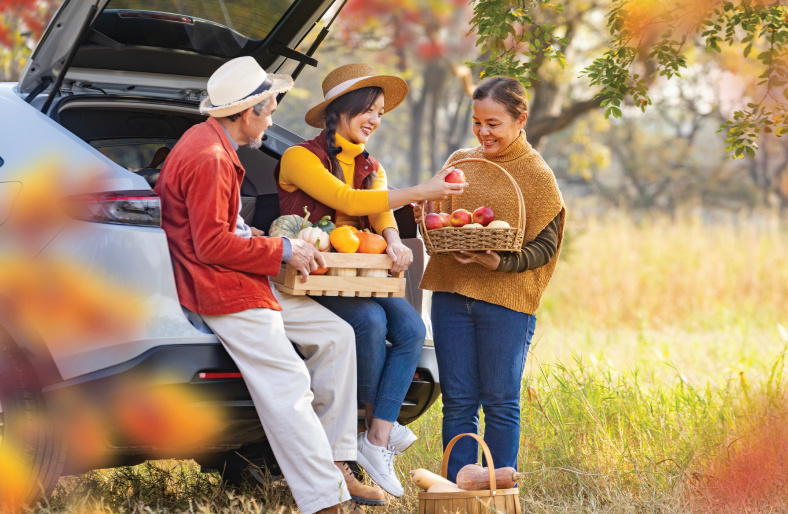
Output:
[356,431,404,497]
[388,422,418,454]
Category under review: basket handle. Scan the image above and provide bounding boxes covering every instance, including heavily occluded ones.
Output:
[448,158,525,230]
[418,158,526,250]
[442,433,499,495]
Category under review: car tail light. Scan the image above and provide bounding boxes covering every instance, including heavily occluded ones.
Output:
[65,191,161,227]
[199,372,243,379]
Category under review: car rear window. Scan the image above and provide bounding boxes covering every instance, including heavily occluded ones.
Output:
[107,0,296,41]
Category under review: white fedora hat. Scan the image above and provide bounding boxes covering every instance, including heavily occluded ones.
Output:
[200,56,294,118]
[305,63,408,128]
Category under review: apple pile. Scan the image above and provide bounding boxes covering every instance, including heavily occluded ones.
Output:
[424,206,510,230]
[425,167,510,229]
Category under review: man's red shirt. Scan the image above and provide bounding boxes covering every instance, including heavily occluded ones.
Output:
[155,117,284,315]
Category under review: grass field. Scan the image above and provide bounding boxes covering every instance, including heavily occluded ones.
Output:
[40,211,788,513]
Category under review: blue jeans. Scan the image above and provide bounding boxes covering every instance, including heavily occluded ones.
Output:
[312,295,425,422]
[431,291,536,481]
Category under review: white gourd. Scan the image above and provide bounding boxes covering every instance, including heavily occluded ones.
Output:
[358,268,388,278]
[297,227,331,251]
[328,267,357,277]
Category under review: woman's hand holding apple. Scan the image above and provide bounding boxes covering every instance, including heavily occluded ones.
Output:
[417,167,468,202]
[450,250,501,271]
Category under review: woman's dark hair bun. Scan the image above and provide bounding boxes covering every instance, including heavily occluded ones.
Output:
[472,77,529,122]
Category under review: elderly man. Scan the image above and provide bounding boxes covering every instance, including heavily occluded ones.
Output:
[154,56,383,514]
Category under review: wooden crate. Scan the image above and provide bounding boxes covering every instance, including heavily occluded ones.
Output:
[270,252,406,297]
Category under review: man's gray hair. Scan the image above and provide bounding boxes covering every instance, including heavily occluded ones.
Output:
[251,100,267,115]
[226,99,268,122]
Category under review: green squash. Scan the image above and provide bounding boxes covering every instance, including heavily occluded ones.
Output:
[314,215,336,235]
[269,206,313,238]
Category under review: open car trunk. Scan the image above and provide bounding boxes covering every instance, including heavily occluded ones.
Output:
[21,0,341,111]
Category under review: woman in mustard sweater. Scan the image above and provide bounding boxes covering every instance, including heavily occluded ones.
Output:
[418,77,566,481]
[275,64,465,498]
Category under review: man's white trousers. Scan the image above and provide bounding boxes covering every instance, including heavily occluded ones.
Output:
[201,288,357,513]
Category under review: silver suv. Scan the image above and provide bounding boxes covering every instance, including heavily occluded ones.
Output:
[0,0,439,503]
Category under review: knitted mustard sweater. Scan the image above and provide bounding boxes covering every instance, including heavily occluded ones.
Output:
[420,132,566,314]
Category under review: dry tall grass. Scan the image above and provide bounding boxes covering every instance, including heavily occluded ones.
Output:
[36,211,788,513]
[541,211,788,331]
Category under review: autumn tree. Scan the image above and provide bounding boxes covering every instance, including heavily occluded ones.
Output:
[470,0,617,148]
[541,58,771,211]
[0,0,59,81]
[335,0,479,184]
[470,0,788,158]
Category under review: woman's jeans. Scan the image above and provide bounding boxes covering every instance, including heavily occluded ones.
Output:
[313,295,425,422]
[431,291,537,481]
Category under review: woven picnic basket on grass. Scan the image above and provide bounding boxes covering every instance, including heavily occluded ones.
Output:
[417,433,522,514]
[420,158,525,255]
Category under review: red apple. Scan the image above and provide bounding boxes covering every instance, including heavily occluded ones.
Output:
[438,212,451,227]
[444,168,466,184]
[449,208,472,227]
[425,213,445,230]
[472,206,495,226]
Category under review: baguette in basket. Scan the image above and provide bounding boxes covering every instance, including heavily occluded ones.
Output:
[416,433,522,514]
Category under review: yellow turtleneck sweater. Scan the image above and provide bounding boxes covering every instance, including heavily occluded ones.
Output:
[420,132,566,314]
[278,133,398,234]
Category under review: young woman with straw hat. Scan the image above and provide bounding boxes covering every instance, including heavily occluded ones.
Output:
[275,63,466,498]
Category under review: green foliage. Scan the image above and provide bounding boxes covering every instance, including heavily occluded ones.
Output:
[468,0,568,90]
[471,0,788,158]
[718,105,787,159]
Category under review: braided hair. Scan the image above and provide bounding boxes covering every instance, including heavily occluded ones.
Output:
[324,86,384,190]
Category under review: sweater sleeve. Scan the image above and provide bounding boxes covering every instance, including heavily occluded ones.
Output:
[495,213,561,273]
[367,164,398,235]
[279,146,391,216]
[186,155,284,276]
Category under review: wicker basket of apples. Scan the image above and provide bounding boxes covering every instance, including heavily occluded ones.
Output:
[420,158,525,255]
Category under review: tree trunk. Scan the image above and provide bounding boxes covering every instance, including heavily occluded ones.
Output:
[408,63,445,185]
[408,69,430,187]
[427,62,447,174]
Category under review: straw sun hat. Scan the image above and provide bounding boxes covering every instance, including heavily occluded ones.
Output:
[305,63,409,128]
[200,56,294,118]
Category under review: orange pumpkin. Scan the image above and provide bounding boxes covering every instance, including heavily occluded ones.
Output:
[329,225,360,253]
[355,230,387,254]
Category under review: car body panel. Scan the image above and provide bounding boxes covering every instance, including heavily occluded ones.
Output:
[0,182,21,226]
[37,221,216,380]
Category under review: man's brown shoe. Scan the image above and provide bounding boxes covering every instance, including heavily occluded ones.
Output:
[316,500,365,513]
[335,461,387,506]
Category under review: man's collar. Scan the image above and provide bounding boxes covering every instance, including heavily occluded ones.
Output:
[207,117,243,170]
[218,123,239,151]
